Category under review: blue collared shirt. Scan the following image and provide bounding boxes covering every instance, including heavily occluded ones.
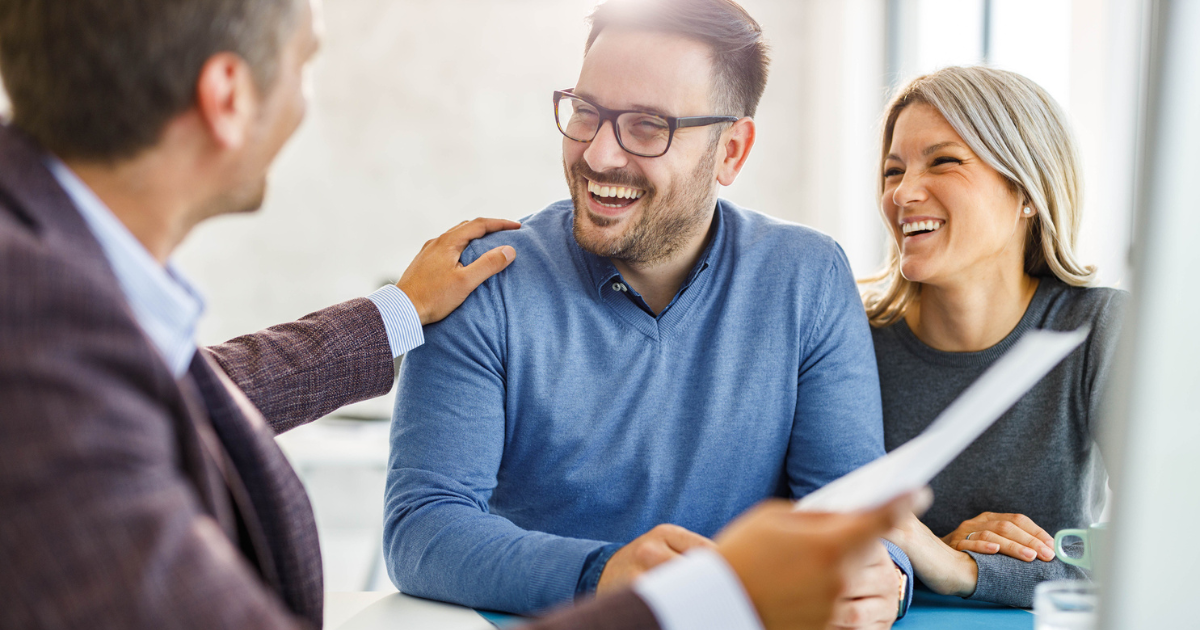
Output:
[47,158,205,378]
[46,158,424,379]
[384,199,913,615]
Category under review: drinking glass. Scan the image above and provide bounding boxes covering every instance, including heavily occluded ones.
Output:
[1034,580,1098,630]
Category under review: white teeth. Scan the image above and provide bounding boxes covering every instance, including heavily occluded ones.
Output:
[902,220,944,236]
[587,180,645,200]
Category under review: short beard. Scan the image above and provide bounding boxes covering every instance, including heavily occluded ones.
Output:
[566,142,718,265]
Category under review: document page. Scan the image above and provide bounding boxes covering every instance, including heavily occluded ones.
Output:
[796,328,1089,513]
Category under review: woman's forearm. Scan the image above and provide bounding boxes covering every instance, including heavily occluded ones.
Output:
[887,515,979,597]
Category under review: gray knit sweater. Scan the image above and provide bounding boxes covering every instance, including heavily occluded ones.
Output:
[872,276,1128,608]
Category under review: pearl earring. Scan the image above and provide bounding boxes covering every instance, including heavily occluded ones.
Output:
[1023,207,1033,216]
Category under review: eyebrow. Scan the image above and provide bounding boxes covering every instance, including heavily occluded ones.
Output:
[923,141,966,156]
[571,90,671,117]
[885,141,968,162]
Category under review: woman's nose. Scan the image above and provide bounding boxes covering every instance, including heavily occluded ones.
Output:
[891,170,927,208]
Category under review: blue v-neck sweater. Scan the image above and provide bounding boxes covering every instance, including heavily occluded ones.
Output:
[384,199,911,614]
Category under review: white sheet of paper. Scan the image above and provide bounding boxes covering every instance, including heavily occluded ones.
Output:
[795,327,1089,513]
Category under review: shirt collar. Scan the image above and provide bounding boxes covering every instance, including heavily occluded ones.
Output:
[45,157,205,378]
[575,200,725,314]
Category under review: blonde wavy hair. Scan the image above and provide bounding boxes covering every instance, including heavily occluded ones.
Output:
[860,66,1096,327]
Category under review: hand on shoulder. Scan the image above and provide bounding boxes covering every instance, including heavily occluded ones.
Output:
[396,217,520,325]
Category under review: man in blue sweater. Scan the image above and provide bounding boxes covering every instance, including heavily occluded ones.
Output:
[384,1,912,627]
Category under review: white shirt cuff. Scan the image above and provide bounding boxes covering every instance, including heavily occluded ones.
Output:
[633,549,764,630]
[366,285,424,358]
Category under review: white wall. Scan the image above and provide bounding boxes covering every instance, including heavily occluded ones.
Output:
[178,0,599,344]
[170,0,1140,347]
[0,1,1144,341]
[166,0,889,345]
[1067,0,1146,290]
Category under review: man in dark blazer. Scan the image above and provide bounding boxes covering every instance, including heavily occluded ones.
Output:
[0,0,911,628]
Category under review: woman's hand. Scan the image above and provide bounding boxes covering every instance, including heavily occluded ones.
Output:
[941,513,1055,562]
[885,513,978,598]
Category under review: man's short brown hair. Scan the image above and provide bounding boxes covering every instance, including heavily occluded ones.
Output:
[586,0,770,118]
[0,0,300,161]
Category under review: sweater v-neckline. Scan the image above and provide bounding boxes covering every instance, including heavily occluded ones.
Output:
[570,203,725,342]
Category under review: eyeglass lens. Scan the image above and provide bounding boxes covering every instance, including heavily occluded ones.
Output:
[557,94,671,157]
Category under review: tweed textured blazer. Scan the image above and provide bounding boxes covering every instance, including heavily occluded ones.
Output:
[0,124,659,630]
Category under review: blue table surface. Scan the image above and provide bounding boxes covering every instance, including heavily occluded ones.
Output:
[899,590,1032,629]
[477,589,1033,629]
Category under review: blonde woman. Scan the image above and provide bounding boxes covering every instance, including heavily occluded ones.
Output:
[865,66,1127,608]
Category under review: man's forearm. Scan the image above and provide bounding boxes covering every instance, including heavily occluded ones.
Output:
[206,297,395,433]
[383,471,612,614]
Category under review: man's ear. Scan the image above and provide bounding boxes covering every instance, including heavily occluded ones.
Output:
[715,117,756,187]
[195,52,260,150]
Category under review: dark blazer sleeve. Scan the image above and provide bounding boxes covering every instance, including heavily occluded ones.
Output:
[521,590,661,630]
[205,298,396,434]
[0,234,310,629]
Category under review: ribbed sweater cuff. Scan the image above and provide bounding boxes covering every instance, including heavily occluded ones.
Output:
[964,551,1034,608]
[527,537,613,613]
[577,542,623,596]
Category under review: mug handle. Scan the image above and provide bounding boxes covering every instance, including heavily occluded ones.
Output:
[1054,529,1092,570]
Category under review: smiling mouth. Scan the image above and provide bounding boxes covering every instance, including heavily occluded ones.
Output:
[587,180,646,209]
[902,220,944,237]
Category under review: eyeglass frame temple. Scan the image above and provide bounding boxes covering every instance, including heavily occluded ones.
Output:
[553,89,738,157]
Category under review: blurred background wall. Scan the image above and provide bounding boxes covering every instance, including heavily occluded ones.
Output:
[0,0,1145,344]
[0,0,1150,592]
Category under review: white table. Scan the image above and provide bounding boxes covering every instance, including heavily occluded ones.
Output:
[325,592,498,630]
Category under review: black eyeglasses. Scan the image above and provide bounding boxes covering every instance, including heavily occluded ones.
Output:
[553,89,738,158]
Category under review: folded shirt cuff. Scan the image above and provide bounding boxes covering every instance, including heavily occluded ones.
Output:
[633,549,764,630]
[576,542,622,596]
[366,284,424,358]
[883,538,914,618]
